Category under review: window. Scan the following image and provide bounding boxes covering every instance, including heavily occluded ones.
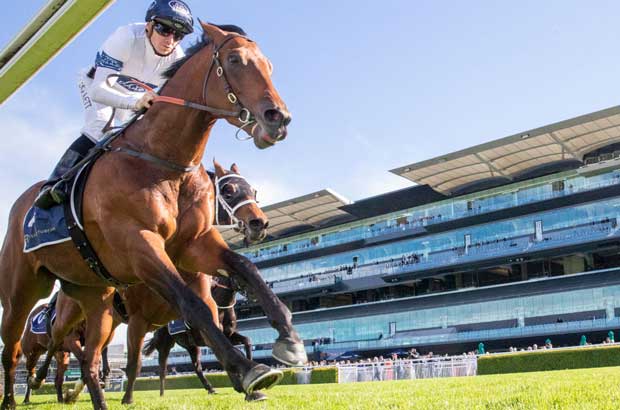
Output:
[551,180,565,192]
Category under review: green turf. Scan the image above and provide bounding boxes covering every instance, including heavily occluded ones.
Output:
[19,366,620,409]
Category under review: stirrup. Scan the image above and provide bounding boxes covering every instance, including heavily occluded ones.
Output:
[49,180,68,204]
[34,186,57,209]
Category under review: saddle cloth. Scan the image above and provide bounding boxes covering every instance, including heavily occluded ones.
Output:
[168,319,190,335]
[23,163,90,253]
[30,305,56,335]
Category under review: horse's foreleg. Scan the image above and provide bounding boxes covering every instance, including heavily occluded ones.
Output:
[80,295,114,410]
[34,291,84,387]
[1,269,53,410]
[187,344,216,394]
[22,352,40,404]
[221,249,306,366]
[100,346,110,385]
[120,318,149,405]
[127,231,280,394]
[229,332,253,361]
[156,332,175,397]
[180,231,305,366]
[54,351,69,403]
[62,336,85,403]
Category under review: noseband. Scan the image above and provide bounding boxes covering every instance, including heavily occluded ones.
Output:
[213,173,258,231]
[212,277,236,310]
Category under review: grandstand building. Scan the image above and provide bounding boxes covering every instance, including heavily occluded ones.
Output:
[145,105,620,371]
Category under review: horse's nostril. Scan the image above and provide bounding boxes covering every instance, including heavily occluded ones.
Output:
[249,219,265,231]
[283,115,292,126]
[264,109,283,124]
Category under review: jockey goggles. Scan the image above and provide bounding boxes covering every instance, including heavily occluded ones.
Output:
[153,21,185,41]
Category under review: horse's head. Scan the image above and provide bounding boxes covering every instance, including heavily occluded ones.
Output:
[213,159,268,244]
[200,23,291,149]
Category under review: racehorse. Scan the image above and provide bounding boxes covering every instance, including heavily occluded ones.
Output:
[21,299,110,404]
[140,276,261,401]
[30,162,270,405]
[0,22,304,410]
[20,303,82,404]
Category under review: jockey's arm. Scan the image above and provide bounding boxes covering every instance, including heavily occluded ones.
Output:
[88,25,147,111]
[89,66,143,110]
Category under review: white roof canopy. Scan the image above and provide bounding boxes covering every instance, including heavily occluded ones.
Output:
[391,106,620,194]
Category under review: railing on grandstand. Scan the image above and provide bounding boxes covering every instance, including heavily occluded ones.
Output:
[258,218,618,295]
[245,173,620,263]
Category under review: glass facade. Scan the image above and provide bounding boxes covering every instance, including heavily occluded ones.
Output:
[238,282,620,347]
[260,198,620,284]
[243,168,620,263]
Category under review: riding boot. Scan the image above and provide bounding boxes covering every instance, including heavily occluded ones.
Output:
[34,135,95,209]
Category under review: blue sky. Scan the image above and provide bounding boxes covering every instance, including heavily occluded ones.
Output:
[2,1,620,342]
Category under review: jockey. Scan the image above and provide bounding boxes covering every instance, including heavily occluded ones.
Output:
[34,0,194,209]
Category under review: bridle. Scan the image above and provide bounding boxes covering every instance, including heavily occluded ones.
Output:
[212,277,236,310]
[213,173,258,232]
[109,32,272,173]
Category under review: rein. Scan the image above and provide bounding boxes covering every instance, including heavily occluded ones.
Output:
[105,34,257,173]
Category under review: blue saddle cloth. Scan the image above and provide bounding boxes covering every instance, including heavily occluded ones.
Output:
[168,319,190,335]
[30,307,56,335]
[23,205,70,253]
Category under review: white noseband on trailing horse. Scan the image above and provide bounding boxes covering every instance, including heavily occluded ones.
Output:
[214,173,257,230]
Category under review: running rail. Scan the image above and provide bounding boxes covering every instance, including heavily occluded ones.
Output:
[0,0,116,105]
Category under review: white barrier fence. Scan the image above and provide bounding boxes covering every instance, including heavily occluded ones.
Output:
[336,356,477,384]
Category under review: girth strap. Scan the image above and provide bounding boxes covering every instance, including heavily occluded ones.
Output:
[63,202,125,288]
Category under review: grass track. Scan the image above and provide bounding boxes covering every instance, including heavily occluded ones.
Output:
[20,366,620,409]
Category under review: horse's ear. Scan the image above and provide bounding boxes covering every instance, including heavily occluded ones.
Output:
[201,21,226,43]
[213,158,226,176]
[230,163,240,174]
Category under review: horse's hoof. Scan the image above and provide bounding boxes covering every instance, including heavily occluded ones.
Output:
[242,364,283,394]
[207,389,217,395]
[1,397,16,410]
[245,391,268,402]
[63,390,76,403]
[27,376,44,390]
[121,396,133,405]
[272,338,308,367]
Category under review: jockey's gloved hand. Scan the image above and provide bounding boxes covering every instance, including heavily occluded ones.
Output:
[134,91,157,110]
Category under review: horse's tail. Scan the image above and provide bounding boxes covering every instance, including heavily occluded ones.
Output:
[143,328,166,356]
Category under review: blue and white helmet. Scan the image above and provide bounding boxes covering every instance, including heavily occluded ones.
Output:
[145,0,194,35]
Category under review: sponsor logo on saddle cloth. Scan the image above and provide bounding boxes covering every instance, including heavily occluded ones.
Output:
[23,205,71,253]
[23,163,89,253]
[168,319,191,335]
[31,308,56,335]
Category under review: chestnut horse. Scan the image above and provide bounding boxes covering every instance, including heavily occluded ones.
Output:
[0,23,304,410]
[20,303,80,404]
[140,276,261,401]
[31,162,270,405]
[21,299,111,404]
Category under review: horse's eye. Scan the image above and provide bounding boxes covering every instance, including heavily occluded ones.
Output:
[228,54,241,65]
[221,184,234,198]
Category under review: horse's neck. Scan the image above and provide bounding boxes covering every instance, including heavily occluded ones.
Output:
[125,55,216,168]
[126,109,215,169]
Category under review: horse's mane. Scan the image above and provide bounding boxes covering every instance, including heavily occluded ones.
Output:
[163,23,248,79]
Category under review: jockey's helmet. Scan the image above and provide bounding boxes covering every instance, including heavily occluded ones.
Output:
[145,0,194,35]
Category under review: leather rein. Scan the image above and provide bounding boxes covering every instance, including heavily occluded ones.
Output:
[111,34,256,173]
